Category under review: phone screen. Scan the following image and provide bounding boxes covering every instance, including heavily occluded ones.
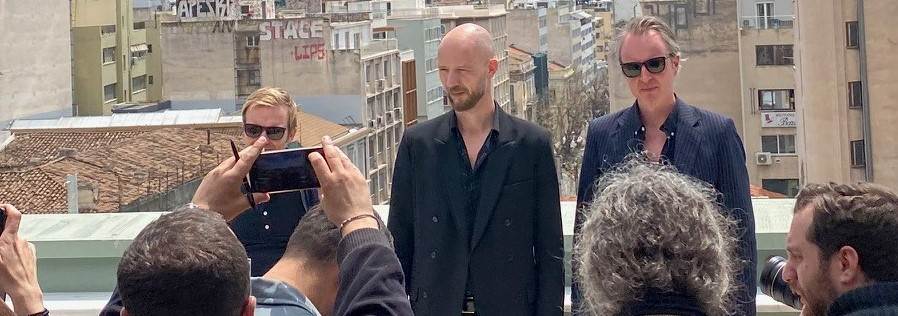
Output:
[248,147,324,193]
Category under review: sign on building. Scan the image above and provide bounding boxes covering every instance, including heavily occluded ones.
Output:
[761,112,797,128]
[176,0,239,21]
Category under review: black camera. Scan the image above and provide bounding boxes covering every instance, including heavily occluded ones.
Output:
[760,256,803,310]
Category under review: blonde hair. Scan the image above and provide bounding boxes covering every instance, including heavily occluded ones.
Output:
[613,16,681,63]
[241,87,299,135]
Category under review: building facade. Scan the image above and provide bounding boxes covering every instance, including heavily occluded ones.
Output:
[389,10,445,121]
[0,0,73,125]
[71,0,163,116]
[795,0,898,190]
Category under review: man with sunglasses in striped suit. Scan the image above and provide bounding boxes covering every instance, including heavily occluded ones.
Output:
[232,87,320,277]
[572,16,757,315]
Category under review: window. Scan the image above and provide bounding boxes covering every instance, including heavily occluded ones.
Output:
[761,135,796,154]
[425,58,436,72]
[104,83,117,102]
[148,75,154,85]
[756,45,793,65]
[344,31,350,49]
[246,35,259,47]
[334,33,340,49]
[538,15,547,29]
[761,179,800,198]
[102,47,116,64]
[248,70,260,85]
[384,59,391,81]
[846,21,859,49]
[132,75,147,92]
[848,81,863,108]
[147,44,153,54]
[756,2,774,29]
[851,140,866,167]
[133,22,146,30]
[759,89,795,111]
[674,5,688,28]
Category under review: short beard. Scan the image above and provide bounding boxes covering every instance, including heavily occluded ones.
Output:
[447,82,486,112]
[803,265,839,316]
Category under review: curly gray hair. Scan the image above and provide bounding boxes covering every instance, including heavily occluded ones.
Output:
[574,158,739,315]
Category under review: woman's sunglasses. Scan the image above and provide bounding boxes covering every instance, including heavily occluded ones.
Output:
[243,124,287,140]
[620,56,669,78]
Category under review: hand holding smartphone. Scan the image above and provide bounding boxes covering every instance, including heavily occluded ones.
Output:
[248,147,325,193]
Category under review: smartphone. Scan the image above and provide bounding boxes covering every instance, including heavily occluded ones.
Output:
[248,147,324,193]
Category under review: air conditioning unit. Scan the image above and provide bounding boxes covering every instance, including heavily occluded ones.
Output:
[756,152,773,166]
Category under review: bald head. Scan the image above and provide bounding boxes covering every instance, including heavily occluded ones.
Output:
[439,23,495,61]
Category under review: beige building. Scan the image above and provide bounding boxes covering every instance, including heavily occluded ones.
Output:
[588,8,613,62]
[507,45,538,119]
[71,0,164,116]
[795,0,898,190]
[0,0,73,124]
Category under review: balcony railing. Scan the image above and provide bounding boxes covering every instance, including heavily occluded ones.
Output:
[741,15,794,30]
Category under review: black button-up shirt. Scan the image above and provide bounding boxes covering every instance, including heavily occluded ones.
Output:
[632,103,679,163]
[449,104,501,296]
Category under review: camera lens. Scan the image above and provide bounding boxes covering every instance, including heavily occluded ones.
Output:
[760,256,803,310]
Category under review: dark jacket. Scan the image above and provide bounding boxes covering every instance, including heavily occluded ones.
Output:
[828,282,898,316]
[231,189,319,276]
[388,107,564,316]
[572,98,757,315]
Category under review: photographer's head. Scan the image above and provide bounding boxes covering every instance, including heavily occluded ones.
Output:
[118,207,254,316]
[782,183,898,316]
[575,158,738,316]
[241,87,299,151]
[268,206,342,316]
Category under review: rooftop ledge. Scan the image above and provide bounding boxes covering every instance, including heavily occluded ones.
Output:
[14,199,799,315]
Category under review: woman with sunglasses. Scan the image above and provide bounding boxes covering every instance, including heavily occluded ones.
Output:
[231,87,321,277]
[571,16,758,316]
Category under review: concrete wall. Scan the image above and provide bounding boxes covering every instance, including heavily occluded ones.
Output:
[861,0,898,190]
[507,9,543,54]
[72,27,107,116]
[259,34,366,124]
[0,0,73,123]
[71,0,117,27]
[794,0,859,186]
[160,21,238,107]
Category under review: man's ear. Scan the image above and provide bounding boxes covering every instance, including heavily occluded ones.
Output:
[835,245,867,290]
[488,57,499,76]
[242,295,257,316]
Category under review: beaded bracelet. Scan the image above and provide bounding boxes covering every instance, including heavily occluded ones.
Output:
[339,213,379,232]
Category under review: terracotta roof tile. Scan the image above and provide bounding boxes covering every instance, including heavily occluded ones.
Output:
[295,111,350,146]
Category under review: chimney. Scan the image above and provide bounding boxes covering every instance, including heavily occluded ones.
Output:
[66,174,79,214]
[58,147,78,158]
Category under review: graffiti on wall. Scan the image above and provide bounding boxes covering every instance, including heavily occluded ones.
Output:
[259,19,325,40]
[177,0,239,21]
[294,43,326,61]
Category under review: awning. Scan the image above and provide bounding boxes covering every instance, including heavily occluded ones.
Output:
[129,43,148,53]
[572,11,592,20]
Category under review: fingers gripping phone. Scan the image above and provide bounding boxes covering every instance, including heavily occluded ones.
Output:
[248,147,324,193]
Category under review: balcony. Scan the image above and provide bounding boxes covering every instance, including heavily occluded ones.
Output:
[741,15,794,30]
[361,39,399,58]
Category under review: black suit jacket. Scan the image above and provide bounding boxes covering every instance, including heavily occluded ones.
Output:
[388,107,564,316]
[573,98,757,315]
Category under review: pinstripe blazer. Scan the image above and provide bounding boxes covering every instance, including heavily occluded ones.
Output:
[572,98,757,316]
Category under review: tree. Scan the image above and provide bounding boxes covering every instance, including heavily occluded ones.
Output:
[535,69,610,195]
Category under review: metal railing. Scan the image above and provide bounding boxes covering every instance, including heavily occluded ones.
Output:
[741,15,794,30]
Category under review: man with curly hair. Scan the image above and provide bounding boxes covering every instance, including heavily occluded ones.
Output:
[575,159,739,316]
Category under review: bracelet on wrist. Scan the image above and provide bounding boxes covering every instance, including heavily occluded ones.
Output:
[339,213,379,232]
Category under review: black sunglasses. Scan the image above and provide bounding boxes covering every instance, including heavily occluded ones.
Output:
[243,123,287,140]
[620,56,669,78]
